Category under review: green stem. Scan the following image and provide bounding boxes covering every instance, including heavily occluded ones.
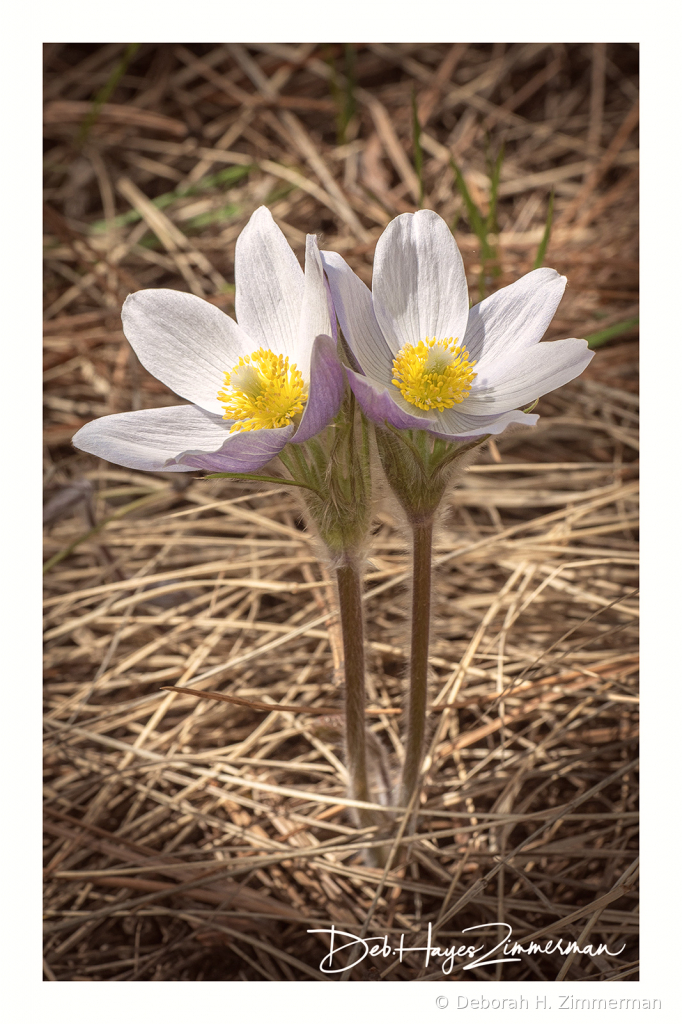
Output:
[399,515,434,809]
[335,558,372,822]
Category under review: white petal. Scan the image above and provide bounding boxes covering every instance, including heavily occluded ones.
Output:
[460,338,594,414]
[297,236,333,378]
[431,406,539,438]
[235,206,304,360]
[73,404,232,472]
[321,250,394,382]
[463,268,566,367]
[372,210,470,355]
[122,289,254,416]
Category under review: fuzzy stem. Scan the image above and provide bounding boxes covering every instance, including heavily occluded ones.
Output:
[335,558,372,822]
[399,515,434,809]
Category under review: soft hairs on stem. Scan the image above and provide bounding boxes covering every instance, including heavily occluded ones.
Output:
[335,560,370,810]
[399,517,434,809]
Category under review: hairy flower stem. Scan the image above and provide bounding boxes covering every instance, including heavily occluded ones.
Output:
[335,558,372,820]
[373,425,489,816]
[279,400,392,862]
[399,515,434,810]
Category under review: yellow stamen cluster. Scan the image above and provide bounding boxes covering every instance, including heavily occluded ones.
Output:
[218,348,308,433]
[391,337,477,411]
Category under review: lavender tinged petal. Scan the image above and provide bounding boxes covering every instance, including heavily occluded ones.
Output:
[122,290,254,417]
[173,424,295,472]
[346,368,439,431]
[73,405,233,472]
[234,206,304,361]
[293,335,346,443]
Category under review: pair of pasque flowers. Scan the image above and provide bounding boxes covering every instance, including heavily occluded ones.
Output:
[74,207,593,471]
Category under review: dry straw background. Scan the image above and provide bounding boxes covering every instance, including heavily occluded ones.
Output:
[43,43,638,982]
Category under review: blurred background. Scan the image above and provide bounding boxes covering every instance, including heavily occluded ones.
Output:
[44,44,638,983]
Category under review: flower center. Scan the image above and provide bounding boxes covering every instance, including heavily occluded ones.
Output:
[217,348,308,433]
[391,337,477,411]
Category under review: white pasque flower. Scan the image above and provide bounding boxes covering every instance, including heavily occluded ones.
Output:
[73,207,345,473]
[321,209,594,439]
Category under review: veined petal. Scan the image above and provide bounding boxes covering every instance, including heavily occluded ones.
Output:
[346,368,439,431]
[297,236,334,378]
[321,250,394,382]
[457,338,593,415]
[173,424,295,472]
[323,275,338,344]
[73,404,232,472]
[235,206,304,360]
[122,290,254,416]
[463,268,567,367]
[372,210,470,356]
[430,405,539,439]
[293,335,346,443]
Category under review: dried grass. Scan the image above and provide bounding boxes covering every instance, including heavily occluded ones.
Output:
[44,42,638,982]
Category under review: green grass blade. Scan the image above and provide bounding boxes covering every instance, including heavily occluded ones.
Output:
[486,143,504,236]
[343,44,357,137]
[324,45,345,144]
[181,203,241,231]
[450,158,487,243]
[483,143,504,287]
[204,472,320,493]
[89,164,252,234]
[586,317,639,349]
[77,43,141,147]
[533,189,555,270]
[326,44,356,145]
[450,156,494,299]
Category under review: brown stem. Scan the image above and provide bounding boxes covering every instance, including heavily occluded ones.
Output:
[335,559,372,819]
[399,516,434,809]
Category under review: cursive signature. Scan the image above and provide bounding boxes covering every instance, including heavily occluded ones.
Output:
[308,922,626,976]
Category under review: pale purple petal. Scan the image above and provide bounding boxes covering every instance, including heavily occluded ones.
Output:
[73,404,233,472]
[235,206,304,360]
[456,338,593,415]
[372,210,470,355]
[173,424,295,472]
[463,268,567,367]
[293,335,346,443]
[346,368,438,431]
[321,250,393,381]
[122,290,254,416]
[297,236,334,378]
